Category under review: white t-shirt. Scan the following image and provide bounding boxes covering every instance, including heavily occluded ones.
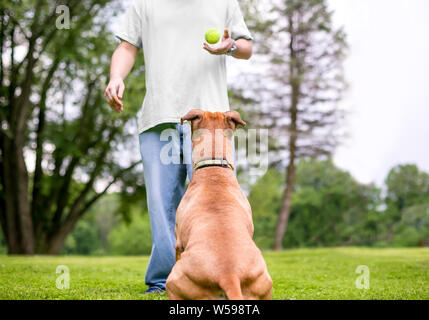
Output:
[115,0,253,133]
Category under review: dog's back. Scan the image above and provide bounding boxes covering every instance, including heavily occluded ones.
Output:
[167,167,272,300]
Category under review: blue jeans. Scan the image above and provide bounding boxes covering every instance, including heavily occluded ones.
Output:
[139,123,193,289]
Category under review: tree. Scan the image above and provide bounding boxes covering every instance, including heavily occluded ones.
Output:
[248,159,380,249]
[285,159,380,247]
[247,168,283,249]
[62,216,101,255]
[0,0,144,254]
[381,164,429,242]
[247,0,348,249]
[385,164,429,211]
[107,207,152,256]
[392,203,429,247]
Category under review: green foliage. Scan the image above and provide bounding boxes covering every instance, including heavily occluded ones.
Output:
[107,208,152,256]
[392,204,429,247]
[60,193,152,256]
[248,169,284,249]
[55,160,429,256]
[117,184,147,224]
[374,164,429,247]
[250,160,429,250]
[285,159,380,248]
[62,218,101,255]
[249,159,380,249]
[385,164,429,211]
[0,0,146,254]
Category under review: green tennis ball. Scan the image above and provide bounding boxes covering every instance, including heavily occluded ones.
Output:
[205,28,221,44]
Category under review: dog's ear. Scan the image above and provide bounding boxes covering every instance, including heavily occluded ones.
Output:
[181,109,204,125]
[225,111,246,128]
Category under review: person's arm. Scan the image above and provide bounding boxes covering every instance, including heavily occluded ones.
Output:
[203,29,252,60]
[232,38,252,60]
[104,41,139,113]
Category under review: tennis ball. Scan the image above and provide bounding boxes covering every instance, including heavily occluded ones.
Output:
[205,28,221,44]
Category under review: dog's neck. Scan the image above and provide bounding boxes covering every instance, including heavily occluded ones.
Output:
[191,129,234,170]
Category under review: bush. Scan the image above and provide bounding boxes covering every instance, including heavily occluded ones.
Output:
[59,193,151,256]
[62,218,101,255]
[107,208,152,255]
[248,168,283,249]
[392,204,429,246]
[248,159,382,249]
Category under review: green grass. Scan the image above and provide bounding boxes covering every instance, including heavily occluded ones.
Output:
[0,248,428,300]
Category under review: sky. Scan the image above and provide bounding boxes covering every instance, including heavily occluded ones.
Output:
[314,0,429,185]
[229,0,429,186]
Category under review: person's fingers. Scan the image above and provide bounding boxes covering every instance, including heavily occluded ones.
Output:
[203,40,232,55]
[104,88,110,101]
[105,88,122,112]
[224,40,233,51]
[218,44,231,54]
[115,86,124,112]
[105,90,113,105]
[113,85,123,107]
[118,82,125,100]
[108,99,119,112]
[112,103,121,113]
[205,47,223,55]
[207,42,227,53]
[108,97,119,111]
[203,42,214,51]
[223,29,230,41]
[109,86,123,108]
[203,43,221,55]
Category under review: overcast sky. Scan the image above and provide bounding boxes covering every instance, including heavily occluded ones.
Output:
[321,0,429,185]
[230,0,429,186]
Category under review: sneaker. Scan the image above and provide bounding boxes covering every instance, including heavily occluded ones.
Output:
[144,286,165,294]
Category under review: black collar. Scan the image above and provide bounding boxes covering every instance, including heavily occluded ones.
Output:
[194,159,234,171]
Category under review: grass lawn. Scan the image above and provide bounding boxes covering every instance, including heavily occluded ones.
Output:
[0,247,428,300]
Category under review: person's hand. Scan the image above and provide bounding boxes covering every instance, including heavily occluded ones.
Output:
[203,29,235,55]
[104,77,124,113]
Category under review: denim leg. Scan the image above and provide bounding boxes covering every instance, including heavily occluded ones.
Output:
[139,125,188,289]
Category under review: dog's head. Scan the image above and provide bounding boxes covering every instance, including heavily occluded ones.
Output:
[181,109,246,133]
[180,110,246,167]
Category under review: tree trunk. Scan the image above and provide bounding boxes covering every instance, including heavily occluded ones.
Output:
[47,205,86,254]
[2,137,35,254]
[273,95,299,249]
[0,24,37,254]
[46,231,70,255]
[1,141,20,253]
[274,128,297,250]
[273,19,300,251]
[274,80,298,250]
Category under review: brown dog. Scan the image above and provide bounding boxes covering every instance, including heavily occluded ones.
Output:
[166,110,272,300]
